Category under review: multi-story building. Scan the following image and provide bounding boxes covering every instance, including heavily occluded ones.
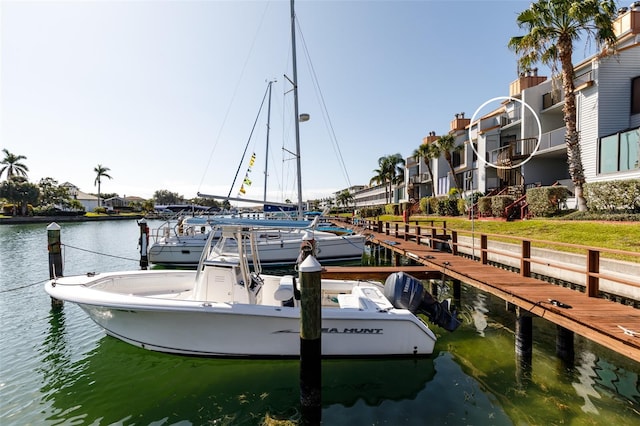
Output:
[348,6,639,212]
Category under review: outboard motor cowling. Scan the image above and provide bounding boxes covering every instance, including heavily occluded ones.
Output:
[384,272,460,332]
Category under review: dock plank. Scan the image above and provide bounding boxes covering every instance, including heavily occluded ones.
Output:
[334,220,640,362]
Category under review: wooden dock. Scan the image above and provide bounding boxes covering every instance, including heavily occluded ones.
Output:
[332,219,640,363]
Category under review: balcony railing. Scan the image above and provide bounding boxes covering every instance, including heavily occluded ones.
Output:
[542,91,562,109]
[488,137,539,164]
[538,127,566,151]
[409,173,432,184]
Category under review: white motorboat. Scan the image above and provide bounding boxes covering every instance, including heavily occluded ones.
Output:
[147,216,365,267]
[45,225,459,358]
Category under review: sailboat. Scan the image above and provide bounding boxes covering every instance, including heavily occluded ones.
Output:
[147,212,365,267]
[44,0,459,358]
[148,76,366,267]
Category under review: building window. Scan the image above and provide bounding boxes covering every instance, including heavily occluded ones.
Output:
[598,128,640,174]
[632,76,640,114]
[452,149,462,168]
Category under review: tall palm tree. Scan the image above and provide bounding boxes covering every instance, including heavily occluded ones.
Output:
[93,164,112,207]
[435,134,464,196]
[0,149,29,180]
[412,142,440,197]
[370,154,405,204]
[336,189,354,209]
[508,0,617,211]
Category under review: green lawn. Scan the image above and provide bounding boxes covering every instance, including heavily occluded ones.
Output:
[372,215,640,254]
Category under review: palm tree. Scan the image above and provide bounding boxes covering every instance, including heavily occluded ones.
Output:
[0,149,29,180]
[370,154,405,204]
[335,189,354,209]
[93,164,112,207]
[412,142,440,197]
[435,134,464,196]
[508,0,617,211]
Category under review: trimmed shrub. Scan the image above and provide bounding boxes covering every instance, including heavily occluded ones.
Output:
[526,186,569,217]
[457,198,467,216]
[360,206,384,218]
[584,179,640,213]
[478,197,492,216]
[491,195,514,218]
[435,196,459,216]
[384,203,398,215]
[419,197,438,215]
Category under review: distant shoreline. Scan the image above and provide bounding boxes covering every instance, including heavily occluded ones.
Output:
[0,214,144,225]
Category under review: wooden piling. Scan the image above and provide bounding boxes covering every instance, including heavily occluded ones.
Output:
[47,222,64,308]
[515,308,533,387]
[138,219,149,270]
[452,279,461,305]
[556,325,575,366]
[298,255,322,425]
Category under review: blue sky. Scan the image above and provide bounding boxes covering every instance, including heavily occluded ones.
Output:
[1,0,585,202]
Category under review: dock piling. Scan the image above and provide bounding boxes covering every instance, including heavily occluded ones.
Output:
[47,222,64,308]
[138,219,149,270]
[515,307,533,387]
[298,255,322,425]
[556,325,575,366]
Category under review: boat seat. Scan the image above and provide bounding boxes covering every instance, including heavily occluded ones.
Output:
[274,275,295,302]
[337,294,362,310]
[353,286,394,311]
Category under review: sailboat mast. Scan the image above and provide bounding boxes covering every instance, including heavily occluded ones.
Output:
[264,79,274,203]
[290,0,304,219]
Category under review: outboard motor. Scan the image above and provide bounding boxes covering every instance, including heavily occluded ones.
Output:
[384,272,460,332]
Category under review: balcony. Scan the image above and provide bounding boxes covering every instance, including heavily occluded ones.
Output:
[409,173,432,184]
[538,127,566,151]
[614,8,640,40]
[542,91,562,109]
[509,74,547,97]
[488,137,539,165]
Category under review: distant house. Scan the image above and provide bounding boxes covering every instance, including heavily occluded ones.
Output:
[104,195,146,210]
[61,182,99,212]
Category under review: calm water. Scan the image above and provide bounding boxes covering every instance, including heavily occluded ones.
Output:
[0,220,638,425]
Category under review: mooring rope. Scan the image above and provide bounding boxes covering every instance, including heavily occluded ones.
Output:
[61,243,139,262]
[0,278,51,293]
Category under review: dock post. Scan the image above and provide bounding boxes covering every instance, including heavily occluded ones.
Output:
[298,255,322,425]
[452,279,461,305]
[556,325,574,366]
[515,307,532,387]
[480,235,488,264]
[520,240,531,277]
[138,219,149,270]
[587,249,600,298]
[450,231,458,255]
[47,222,64,308]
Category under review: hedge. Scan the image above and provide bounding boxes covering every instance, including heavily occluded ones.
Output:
[526,186,568,217]
[584,179,640,213]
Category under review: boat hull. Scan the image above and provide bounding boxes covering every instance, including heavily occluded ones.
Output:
[45,271,436,358]
[79,304,435,357]
[148,233,366,267]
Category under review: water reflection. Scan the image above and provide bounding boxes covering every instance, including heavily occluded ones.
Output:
[39,324,442,424]
[470,291,489,336]
[573,350,640,416]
